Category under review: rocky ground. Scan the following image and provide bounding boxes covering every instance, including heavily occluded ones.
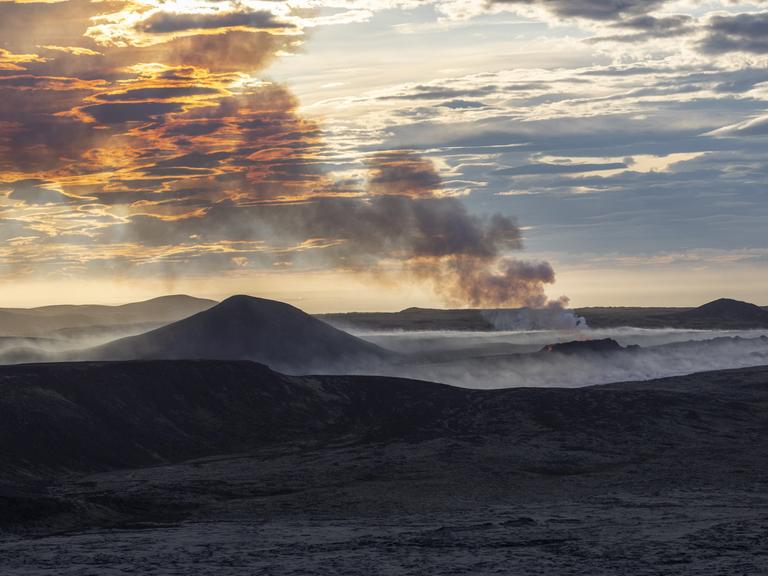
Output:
[1,362,767,574]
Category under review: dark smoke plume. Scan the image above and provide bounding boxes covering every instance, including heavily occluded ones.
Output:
[275,151,565,309]
[362,152,563,308]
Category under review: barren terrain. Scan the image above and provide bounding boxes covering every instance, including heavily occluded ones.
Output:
[1,362,766,574]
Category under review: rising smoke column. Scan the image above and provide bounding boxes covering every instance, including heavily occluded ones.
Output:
[350,151,564,308]
[254,150,565,308]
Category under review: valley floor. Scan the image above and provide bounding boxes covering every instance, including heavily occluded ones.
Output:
[3,495,767,575]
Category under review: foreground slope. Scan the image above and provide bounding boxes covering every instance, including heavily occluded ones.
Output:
[1,360,766,481]
[85,295,390,373]
[1,362,767,574]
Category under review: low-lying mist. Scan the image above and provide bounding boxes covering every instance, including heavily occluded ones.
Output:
[360,328,768,389]
[1,314,767,390]
[0,324,164,365]
[358,327,768,354]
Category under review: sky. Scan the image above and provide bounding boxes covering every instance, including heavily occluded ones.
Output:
[0,0,767,310]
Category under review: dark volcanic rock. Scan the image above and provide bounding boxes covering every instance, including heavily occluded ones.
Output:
[85,295,391,373]
[2,361,768,573]
[0,361,340,480]
[541,338,625,355]
[1,360,767,483]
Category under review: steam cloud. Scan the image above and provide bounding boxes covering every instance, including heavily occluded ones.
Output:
[363,329,768,389]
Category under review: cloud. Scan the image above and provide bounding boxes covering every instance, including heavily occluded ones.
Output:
[588,14,694,43]
[439,99,487,109]
[700,11,768,54]
[39,45,102,57]
[487,0,667,21]
[367,151,443,197]
[95,86,223,102]
[77,101,187,124]
[496,162,628,175]
[0,75,106,92]
[0,48,46,70]
[136,9,294,35]
[85,1,299,48]
[709,114,768,137]
[140,30,291,72]
[5,180,75,206]
[381,84,499,101]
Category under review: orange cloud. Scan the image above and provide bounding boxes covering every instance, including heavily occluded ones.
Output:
[0,48,46,70]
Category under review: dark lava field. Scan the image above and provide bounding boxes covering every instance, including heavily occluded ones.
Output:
[1,361,767,574]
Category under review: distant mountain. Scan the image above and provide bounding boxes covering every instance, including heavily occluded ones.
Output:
[0,295,216,338]
[319,308,493,331]
[577,298,768,329]
[86,295,391,373]
[676,298,768,324]
[319,306,584,332]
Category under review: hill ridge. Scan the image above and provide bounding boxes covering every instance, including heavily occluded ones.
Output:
[86,295,390,373]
